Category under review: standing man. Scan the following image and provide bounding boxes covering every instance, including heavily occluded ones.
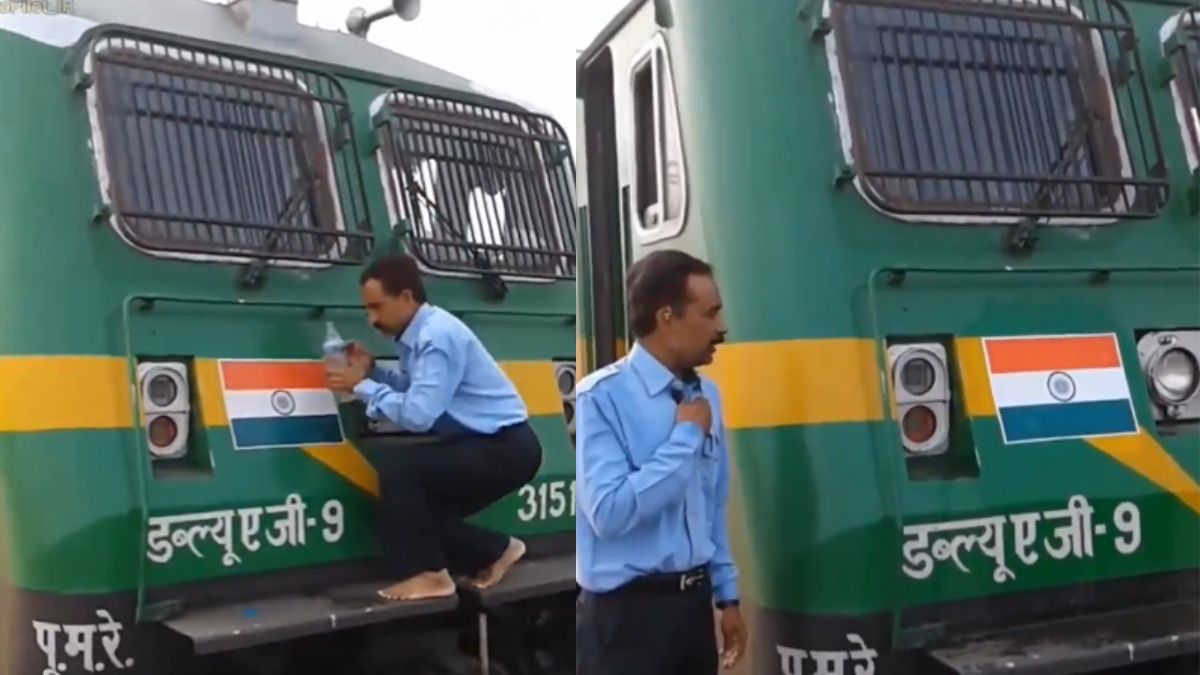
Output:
[325,252,542,602]
[575,249,748,674]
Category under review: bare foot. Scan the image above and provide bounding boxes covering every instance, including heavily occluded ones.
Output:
[377,570,456,601]
[469,538,526,589]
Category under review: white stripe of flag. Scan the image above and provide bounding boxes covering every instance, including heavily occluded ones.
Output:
[989,368,1132,408]
[224,389,340,420]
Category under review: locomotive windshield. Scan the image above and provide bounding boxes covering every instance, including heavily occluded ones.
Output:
[86,31,373,264]
[374,91,577,280]
[827,0,1170,221]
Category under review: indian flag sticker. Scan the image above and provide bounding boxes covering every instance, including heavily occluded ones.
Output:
[982,333,1139,445]
[218,360,345,450]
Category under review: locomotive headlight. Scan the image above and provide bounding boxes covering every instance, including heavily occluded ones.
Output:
[556,366,576,398]
[139,365,188,414]
[900,357,936,396]
[887,343,951,455]
[1151,348,1199,404]
[553,361,577,439]
[147,374,179,407]
[1137,331,1200,423]
[137,361,191,460]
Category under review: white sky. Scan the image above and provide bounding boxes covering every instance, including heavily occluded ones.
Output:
[576,0,628,52]
[295,0,581,149]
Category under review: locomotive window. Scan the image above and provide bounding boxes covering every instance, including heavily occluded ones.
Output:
[629,34,687,241]
[1164,9,1200,171]
[633,61,659,224]
[374,91,576,280]
[826,0,1169,222]
[85,32,373,265]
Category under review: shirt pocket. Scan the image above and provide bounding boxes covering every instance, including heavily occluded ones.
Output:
[699,441,718,488]
[703,429,724,489]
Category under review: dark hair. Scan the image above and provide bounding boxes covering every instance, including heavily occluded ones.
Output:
[626,249,713,338]
[360,253,428,303]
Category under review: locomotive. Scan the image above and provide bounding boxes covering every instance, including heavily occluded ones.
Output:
[0,1,577,673]
[577,0,1199,672]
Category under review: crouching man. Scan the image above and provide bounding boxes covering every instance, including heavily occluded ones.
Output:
[326,253,541,602]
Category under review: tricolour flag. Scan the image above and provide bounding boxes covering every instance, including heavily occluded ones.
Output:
[982,334,1138,445]
[219,360,345,450]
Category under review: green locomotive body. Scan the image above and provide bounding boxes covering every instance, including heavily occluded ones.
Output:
[0,1,577,673]
[577,0,1199,672]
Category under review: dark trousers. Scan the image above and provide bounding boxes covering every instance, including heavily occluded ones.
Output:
[576,570,718,675]
[375,421,542,579]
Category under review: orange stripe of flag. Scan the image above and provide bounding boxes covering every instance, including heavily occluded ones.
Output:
[220,361,328,391]
[985,335,1121,374]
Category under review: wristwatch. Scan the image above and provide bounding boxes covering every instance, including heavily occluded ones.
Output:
[716,599,739,610]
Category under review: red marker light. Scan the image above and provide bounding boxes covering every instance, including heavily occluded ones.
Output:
[902,405,937,445]
[148,415,178,448]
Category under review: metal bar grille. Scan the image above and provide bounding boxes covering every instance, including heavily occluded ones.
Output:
[1167,10,1200,164]
[831,0,1169,218]
[376,91,577,280]
[87,29,374,263]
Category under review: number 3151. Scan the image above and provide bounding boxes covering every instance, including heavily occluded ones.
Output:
[517,480,576,522]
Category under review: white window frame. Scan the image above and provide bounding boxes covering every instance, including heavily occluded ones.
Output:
[822,0,1135,226]
[1162,9,1200,173]
[369,92,572,285]
[85,37,348,268]
[627,32,689,244]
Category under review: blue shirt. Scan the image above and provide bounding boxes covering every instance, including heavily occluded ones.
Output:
[574,342,739,603]
[352,303,528,435]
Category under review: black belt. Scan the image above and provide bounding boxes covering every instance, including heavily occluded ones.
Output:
[615,567,709,594]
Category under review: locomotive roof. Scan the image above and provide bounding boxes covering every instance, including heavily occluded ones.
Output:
[0,0,541,113]
[575,0,1197,91]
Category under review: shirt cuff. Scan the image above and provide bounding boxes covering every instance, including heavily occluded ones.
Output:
[713,580,739,604]
[352,377,387,403]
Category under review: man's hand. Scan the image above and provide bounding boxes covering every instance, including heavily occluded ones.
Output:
[326,359,368,394]
[345,341,375,373]
[718,605,748,669]
[676,398,712,433]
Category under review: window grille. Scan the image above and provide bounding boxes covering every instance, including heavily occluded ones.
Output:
[828,0,1169,219]
[375,91,577,280]
[1165,10,1200,166]
[85,30,373,264]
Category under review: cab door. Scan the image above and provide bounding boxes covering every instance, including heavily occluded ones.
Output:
[579,14,697,372]
[579,45,626,372]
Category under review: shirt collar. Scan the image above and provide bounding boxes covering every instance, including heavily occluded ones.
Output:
[630,342,683,397]
[397,303,434,348]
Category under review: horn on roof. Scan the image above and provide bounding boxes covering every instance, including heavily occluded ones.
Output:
[346,0,420,37]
